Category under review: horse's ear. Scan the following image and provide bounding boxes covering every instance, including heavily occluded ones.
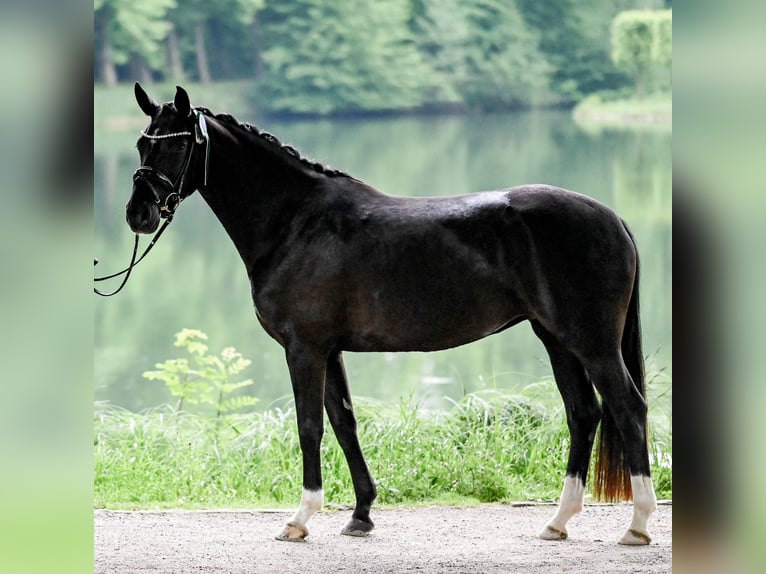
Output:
[174,86,192,118]
[134,82,159,117]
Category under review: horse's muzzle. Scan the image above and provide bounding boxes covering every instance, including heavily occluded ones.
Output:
[126,182,161,234]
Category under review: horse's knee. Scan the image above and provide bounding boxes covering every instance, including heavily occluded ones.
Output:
[297,419,324,450]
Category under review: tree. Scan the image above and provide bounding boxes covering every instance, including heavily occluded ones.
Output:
[95,1,118,87]
[409,0,471,106]
[458,0,551,110]
[165,0,212,83]
[652,10,672,91]
[165,24,185,82]
[517,0,629,103]
[409,0,552,111]
[611,10,671,97]
[256,0,435,115]
[208,0,266,80]
[652,10,672,66]
[94,0,176,86]
[165,0,264,83]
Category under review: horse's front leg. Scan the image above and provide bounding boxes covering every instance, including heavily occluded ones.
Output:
[275,343,326,542]
[324,351,377,536]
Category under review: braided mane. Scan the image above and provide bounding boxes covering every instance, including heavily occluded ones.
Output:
[195,107,351,179]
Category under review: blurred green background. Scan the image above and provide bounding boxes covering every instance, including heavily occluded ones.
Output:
[94,0,672,116]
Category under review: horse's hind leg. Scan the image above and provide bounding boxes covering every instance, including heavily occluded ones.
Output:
[324,352,377,536]
[532,321,602,541]
[582,354,657,545]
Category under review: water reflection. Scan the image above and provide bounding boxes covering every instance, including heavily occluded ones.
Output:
[95,110,671,412]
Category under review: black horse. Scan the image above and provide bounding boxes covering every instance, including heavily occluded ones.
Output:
[126,84,657,545]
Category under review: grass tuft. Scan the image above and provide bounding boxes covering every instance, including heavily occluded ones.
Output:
[95,384,671,508]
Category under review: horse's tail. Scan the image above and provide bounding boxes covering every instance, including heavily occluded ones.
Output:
[593,224,645,501]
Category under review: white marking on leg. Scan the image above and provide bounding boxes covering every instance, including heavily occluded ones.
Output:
[342,397,353,411]
[538,476,585,540]
[290,487,324,528]
[275,488,324,541]
[619,475,657,545]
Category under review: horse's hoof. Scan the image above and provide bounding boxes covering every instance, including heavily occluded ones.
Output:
[538,525,568,541]
[275,522,309,542]
[341,518,374,537]
[618,528,651,545]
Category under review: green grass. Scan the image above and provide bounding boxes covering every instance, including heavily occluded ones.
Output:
[94,381,672,509]
[572,91,671,127]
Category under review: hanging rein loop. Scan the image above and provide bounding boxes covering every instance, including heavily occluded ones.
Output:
[94,111,209,297]
[94,217,174,297]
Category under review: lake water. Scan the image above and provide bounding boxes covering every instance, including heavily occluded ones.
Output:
[95,110,671,412]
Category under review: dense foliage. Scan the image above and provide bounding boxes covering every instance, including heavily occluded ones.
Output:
[611,10,672,96]
[256,0,431,115]
[95,1,671,115]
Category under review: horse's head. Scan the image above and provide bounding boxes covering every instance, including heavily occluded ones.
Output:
[126,83,209,234]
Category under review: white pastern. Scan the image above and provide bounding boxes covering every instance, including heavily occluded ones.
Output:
[619,475,657,545]
[276,488,324,541]
[289,488,324,528]
[538,476,585,540]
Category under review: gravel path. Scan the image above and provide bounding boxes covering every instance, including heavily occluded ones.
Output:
[95,503,671,573]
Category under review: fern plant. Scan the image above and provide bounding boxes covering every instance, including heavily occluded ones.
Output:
[143,329,260,424]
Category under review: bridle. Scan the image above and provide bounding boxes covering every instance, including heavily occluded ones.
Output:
[94,110,210,297]
[135,109,210,219]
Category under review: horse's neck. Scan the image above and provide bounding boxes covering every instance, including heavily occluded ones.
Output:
[198,134,315,272]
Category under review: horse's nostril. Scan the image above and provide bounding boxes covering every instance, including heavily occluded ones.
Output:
[126,200,160,234]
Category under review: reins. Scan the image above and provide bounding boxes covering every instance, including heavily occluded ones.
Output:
[94,109,210,297]
[94,217,174,297]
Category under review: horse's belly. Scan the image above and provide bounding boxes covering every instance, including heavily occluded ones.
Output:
[343,314,525,352]
[341,276,526,352]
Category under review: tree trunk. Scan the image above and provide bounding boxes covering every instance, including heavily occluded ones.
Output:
[95,11,118,87]
[100,42,119,88]
[195,21,212,83]
[166,26,185,82]
[130,54,153,85]
[208,20,233,79]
